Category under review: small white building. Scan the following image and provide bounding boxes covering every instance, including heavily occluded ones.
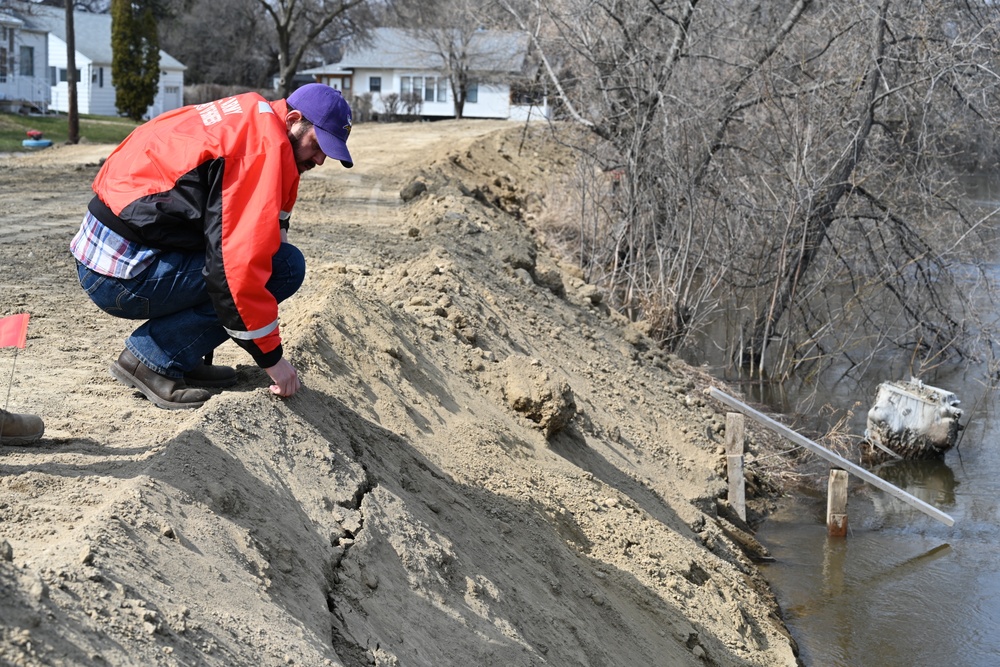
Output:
[0,8,49,112]
[306,27,548,122]
[24,4,185,119]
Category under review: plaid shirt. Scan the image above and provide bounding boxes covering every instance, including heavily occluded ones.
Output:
[71,211,159,279]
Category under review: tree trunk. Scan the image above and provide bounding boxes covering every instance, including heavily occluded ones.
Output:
[743,0,889,368]
[65,0,79,144]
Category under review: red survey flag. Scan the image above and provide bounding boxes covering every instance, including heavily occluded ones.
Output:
[0,313,30,349]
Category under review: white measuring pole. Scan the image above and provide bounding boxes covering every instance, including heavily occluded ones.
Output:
[709,388,955,527]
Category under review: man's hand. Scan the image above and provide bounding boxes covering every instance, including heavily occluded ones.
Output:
[265,358,301,397]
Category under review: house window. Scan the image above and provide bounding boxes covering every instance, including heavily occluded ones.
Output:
[400,76,411,95]
[467,82,478,104]
[424,76,435,102]
[412,76,422,99]
[19,46,33,77]
[0,27,10,82]
[369,76,381,93]
[437,77,447,102]
[343,77,351,91]
[49,66,57,86]
[59,68,81,83]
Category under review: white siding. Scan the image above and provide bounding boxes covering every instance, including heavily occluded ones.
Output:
[0,26,49,110]
[77,59,95,114]
[45,33,65,109]
[47,34,96,114]
[48,34,184,118]
[509,103,550,122]
[364,68,393,104]
[351,68,392,115]
[460,83,511,120]
[146,69,185,118]
[352,68,518,120]
[26,30,51,109]
[88,63,115,115]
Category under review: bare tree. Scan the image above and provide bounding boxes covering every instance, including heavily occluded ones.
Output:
[392,0,528,119]
[381,91,400,120]
[159,0,380,92]
[505,0,1000,381]
[400,91,421,116]
[258,0,372,98]
[160,0,275,88]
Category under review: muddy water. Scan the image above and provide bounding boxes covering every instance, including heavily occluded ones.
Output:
[756,437,1000,666]
[746,176,1000,667]
[695,326,1000,664]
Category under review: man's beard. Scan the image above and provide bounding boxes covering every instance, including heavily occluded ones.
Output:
[290,126,317,173]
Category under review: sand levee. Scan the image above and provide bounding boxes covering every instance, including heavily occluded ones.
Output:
[0,121,799,666]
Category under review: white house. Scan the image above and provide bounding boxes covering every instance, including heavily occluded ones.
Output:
[305,27,548,122]
[15,4,185,119]
[0,8,49,112]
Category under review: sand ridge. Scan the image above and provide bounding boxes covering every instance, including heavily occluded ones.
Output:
[0,120,799,666]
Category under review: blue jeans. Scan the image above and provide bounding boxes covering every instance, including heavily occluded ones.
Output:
[77,243,305,378]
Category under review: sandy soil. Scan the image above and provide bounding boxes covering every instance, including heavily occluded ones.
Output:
[0,120,801,666]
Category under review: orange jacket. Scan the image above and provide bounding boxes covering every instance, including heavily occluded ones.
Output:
[89,93,300,368]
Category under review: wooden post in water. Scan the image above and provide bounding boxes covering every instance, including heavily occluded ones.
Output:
[726,412,747,522]
[827,469,849,537]
[709,387,955,527]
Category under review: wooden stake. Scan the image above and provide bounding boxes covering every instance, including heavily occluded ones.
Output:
[709,387,955,527]
[725,412,745,456]
[728,455,746,523]
[726,413,746,522]
[827,469,849,537]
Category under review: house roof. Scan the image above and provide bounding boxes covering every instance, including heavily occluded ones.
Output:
[0,11,25,29]
[337,27,529,74]
[19,4,185,70]
[301,63,351,76]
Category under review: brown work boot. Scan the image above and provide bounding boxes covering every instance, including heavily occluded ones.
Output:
[184,358,237,388]
[0,408,44,445]
[110,349,211,410]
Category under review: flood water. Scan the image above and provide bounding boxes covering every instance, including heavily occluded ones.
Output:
[717,357,1000,666]
[756,429,1000,667]
[740,177,1000,666]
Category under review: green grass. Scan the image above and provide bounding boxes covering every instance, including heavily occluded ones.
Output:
[0,112,139,152]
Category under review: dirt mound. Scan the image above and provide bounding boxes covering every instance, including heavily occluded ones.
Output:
[0,121,798,666]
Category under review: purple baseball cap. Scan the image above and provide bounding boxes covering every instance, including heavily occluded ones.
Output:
[287,83,354,168]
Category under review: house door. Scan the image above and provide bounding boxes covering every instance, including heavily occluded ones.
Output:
[164,85,182,112]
